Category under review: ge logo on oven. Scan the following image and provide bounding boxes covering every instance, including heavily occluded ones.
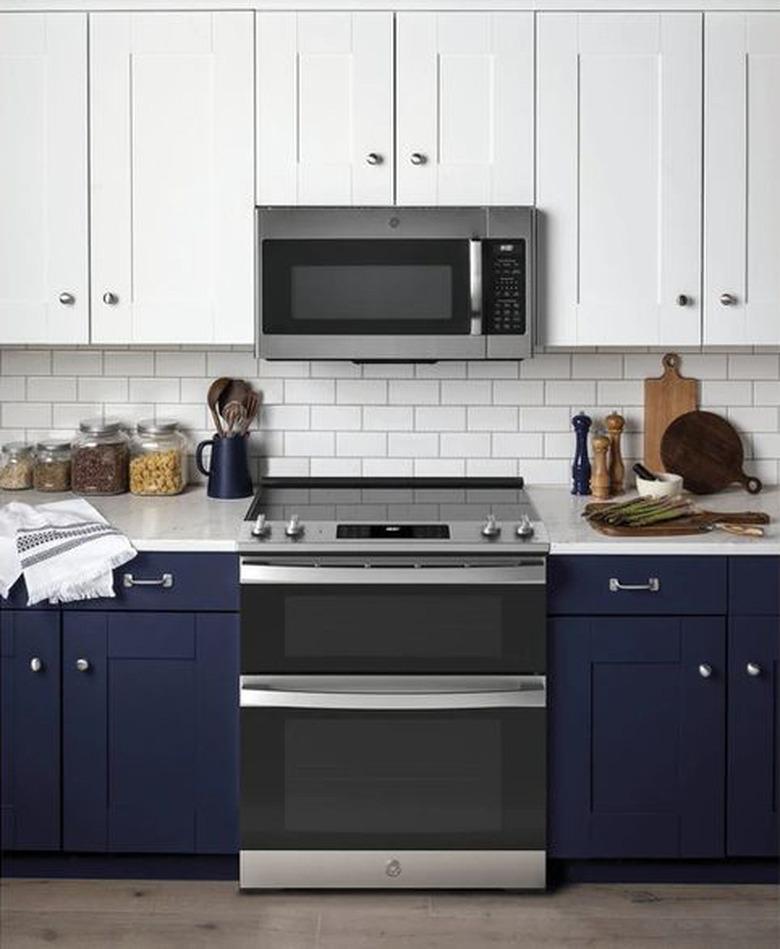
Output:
[385,859,402,878]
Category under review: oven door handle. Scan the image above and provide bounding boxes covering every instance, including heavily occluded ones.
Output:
[240,676,546,710]
[239,563,545,586]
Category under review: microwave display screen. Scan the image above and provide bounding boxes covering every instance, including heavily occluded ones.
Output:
[291,265,452,321]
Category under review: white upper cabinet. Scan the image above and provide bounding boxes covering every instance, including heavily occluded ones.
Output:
[256,13,393,206]
[396,13,534,207]
[704,13,780,346]
[0,14,88,345]
[537,13,702,347]
[90,12,254,345]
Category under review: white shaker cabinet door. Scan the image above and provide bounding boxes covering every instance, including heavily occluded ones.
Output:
[537,14,702,347]
[90,12,254,345]
[705,14,780,346]
[256,12,393,206]
[0,14,88,344]
[396,13,533,207]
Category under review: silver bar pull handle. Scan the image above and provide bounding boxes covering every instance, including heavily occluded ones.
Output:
[609,577,660,593]
[469,239,482,335]
[123,572,174,589]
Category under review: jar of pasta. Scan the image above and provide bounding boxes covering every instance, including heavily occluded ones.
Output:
[0,442,34,490]
[34,439,72,492]
[129,420,186,496]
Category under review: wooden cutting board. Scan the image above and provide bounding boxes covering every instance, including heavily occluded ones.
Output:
[660,410,763,495]
[643,353,698,471]
[585,504,769,537]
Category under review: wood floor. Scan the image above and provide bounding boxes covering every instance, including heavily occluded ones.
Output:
[1,879,778,948]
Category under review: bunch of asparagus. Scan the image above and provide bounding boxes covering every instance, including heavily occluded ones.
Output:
[584,496,693,528]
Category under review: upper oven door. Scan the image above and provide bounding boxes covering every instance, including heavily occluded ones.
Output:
[240,559,546,674]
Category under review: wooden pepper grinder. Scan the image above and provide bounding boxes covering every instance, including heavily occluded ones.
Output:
[591,433,611,500]
[606,411,626,495]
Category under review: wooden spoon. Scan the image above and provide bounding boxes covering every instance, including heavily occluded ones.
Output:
[238,391,260,435]
[206,377,230,436]
[217,379,250,431]
[222,400,247,436]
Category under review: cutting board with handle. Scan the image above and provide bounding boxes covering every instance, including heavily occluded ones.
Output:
[643,353,698,471]
[660,410,763,495]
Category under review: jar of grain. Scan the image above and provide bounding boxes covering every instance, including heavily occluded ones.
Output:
[0,442,34,490]
[33,440,72,493]
[129,419,186,496]
[71,418,129,496]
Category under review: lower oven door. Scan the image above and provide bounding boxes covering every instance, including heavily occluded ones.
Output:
[240,675,545,888]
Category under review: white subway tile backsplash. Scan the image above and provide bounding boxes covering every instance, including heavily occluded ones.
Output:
[363,406,414,431]
[1,348,778,486]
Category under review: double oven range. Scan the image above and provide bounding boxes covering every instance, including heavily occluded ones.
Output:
[238,478,548,889]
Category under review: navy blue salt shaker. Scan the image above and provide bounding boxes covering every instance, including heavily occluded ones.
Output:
[571,412,592,496]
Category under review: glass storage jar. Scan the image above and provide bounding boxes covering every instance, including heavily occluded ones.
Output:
[129,419,186,496]
[71,418,129,496]
[33,440,72,493]
[0,442,34,490]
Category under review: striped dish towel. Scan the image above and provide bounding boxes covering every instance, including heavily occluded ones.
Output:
[0,499,136,605]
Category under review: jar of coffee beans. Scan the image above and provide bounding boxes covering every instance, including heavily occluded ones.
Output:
[71,418,129,495]
[34,440,72,492]
[129,419,186,496]
[0,442,34,490]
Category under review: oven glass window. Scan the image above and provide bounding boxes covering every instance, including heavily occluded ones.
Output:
[284,719,500,834]
[263,239,471,335]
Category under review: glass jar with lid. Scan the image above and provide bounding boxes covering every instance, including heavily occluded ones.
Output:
[71,418,129,495]
[34,439,72,493]
[129,419,187,496]
[0,442,34,490]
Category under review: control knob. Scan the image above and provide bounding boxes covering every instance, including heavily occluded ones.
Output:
[252,514,270,538]
[285,515,304,538]
[481,514,501,538]
[516,515,535,539]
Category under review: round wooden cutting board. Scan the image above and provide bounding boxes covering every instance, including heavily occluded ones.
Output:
[660,410,762,495]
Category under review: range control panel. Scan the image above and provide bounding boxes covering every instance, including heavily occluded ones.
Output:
[483,239,526,335]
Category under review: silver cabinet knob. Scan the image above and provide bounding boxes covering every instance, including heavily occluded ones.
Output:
[30,657,43,673]
[676,294,690,307]
[746,662,762,677]
[366,153,383,166]
[102,291,119,305]
[719,292,736,306]
[58,292,76,306]
[698,663,713,678]
[410,153,427,166]
[76,658,90,673]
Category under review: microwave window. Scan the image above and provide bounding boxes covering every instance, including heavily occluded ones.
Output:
[291,265,452,321]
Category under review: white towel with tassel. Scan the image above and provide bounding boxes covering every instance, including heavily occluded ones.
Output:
[0,499,136,605]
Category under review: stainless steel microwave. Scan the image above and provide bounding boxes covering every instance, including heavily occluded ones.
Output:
[257,207,534,361]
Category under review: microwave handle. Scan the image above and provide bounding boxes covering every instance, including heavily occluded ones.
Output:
[469,239,482,335]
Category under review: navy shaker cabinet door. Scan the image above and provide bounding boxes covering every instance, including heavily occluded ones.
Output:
[728,616,780,857]
[0,611,61,850]
[63,611,239,854]
[549,616,726,859]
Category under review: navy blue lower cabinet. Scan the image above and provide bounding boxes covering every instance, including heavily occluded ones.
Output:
[728,616,780,857]
[62,611,239,854]
[0,611,61,851]
[549,615,726,859]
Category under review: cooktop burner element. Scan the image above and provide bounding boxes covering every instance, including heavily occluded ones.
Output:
[240,477,549,554]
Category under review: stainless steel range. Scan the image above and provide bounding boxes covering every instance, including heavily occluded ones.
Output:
[238,478,548,890]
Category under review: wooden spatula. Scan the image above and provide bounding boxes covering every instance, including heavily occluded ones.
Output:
[643,353,698,471]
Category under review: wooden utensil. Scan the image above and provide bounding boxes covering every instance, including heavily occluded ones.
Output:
[643,353,698,471]
[222,400,247,436]
[238,391,259,436]
[206,377,230,436]
[660,410,763,495]
[217,379,250,431]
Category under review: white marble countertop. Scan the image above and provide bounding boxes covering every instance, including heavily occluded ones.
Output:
[1,484,778,555]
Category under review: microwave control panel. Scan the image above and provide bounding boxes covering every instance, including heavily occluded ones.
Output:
[483,239,526,335]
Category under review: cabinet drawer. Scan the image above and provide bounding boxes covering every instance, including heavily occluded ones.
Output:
[549,556,727,615]
[62,552,239,612]
[729,557,780,615]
